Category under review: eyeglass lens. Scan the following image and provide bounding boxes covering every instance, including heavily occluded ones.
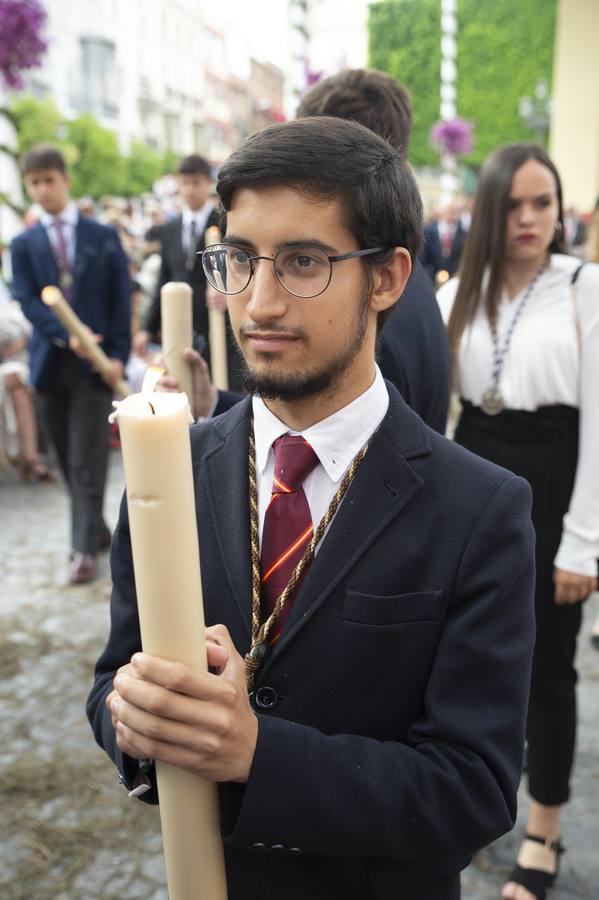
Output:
[202,244,333,298]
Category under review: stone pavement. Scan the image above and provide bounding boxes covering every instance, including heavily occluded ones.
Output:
[0,451,597,899]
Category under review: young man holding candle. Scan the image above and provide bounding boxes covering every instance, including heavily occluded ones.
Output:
[88,119,535,900]
[11,144,131,583]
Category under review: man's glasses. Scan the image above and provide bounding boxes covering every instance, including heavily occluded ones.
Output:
[201,243,389,299]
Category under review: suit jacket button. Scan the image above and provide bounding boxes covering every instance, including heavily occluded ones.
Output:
[255,686,278,709]
[270,844,285,851]
[250,842,266,850]
[289,847,301,854]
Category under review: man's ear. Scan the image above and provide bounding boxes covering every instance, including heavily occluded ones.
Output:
[369,248,412,315]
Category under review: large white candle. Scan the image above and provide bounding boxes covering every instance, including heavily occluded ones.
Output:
[160,282,194,412]
[113,390,227,900]
[41,286,131,397]
[204,225,229,391]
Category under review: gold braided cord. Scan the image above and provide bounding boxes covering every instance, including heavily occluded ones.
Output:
[244,420,370,689]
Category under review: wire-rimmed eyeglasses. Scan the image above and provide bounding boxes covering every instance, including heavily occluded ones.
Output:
[200,243,389,299]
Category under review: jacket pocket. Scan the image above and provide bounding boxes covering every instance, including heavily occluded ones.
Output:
[341,589,445,626]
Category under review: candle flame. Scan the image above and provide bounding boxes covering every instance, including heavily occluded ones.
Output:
[142,366,165,394]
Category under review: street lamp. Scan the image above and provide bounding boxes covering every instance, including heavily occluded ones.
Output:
[518,78,551,144]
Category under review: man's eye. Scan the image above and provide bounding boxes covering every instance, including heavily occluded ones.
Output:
[230,250,249,264]
[295,255,315,268]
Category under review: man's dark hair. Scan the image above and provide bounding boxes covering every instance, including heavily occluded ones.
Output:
[296,69,413,161]
[178,154,212,178]
[21,143,67,176]
[217,117,422,263]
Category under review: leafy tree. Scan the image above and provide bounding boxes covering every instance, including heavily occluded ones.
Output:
[368,0,557,168]
[11,94,183,198]
[10,93,62,152]
[126,141,164,195]
[64,114,127,198]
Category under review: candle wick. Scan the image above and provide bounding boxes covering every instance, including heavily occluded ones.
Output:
[148,402,156,415]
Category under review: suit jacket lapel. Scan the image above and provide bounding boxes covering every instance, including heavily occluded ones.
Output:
[29,224,59,288]
[265,389,432,665]
[200,399,253,638]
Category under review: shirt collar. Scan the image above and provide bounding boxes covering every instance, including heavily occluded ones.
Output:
[39,200,79,230]
[182,201,214,232]
[252,365,389,483]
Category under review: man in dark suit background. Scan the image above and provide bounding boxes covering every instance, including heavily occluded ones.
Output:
[88,118,535,899]
[297,68,450,434]
[421,199,466,285]
[11,144,131,583]
[133,154,219,361]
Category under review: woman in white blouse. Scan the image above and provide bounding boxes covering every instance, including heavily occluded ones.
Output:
[437,144,599,900]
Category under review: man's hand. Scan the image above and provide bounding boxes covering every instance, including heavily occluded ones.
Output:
[69,328,102,359]
[554,567,597,605]
[102,358,125,390]
[157,347,217,419]
[107,625,258,783]
[132,329,151,357]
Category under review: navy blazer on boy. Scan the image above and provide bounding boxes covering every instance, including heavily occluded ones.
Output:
[88,385,535,900]
[11,216,131,389]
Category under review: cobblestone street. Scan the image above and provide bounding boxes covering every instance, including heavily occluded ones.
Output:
[1,450,598,899]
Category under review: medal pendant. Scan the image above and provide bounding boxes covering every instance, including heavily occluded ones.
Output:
[481,385,505,416]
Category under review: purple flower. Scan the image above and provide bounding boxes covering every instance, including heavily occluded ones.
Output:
[430,117,474,157]
[0,0,48,90]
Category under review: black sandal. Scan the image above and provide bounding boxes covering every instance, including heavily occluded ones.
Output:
[505,833,565,899]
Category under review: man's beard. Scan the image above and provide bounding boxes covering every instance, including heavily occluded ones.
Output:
[234,284,370,403]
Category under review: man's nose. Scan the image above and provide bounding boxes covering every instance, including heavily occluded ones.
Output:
[245,260,287,321]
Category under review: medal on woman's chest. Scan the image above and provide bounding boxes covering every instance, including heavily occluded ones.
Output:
[482,259,548,416]
[481,384,505,416]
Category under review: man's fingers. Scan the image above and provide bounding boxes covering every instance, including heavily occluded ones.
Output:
[206,639,230,671]
[127,653,225,702]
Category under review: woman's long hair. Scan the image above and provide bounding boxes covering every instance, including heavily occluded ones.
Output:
[447,143,567,372]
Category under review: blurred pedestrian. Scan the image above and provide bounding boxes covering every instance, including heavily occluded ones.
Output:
[421,199,466,286]
[133,154,219,359]
[437,143,599,900]
[297,68,449,433]
[0,282,54,481]
[11,144,131,584]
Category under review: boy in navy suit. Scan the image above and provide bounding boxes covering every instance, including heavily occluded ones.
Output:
[11,145,131,583]
[88,120,534,899]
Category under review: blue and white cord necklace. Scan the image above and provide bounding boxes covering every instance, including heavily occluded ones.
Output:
[481,257,549,416]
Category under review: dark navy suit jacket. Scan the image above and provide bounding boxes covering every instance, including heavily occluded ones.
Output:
[11,217,131,389]
[421,221,466,284]
[87,385,535,900]
[378,259,449,434]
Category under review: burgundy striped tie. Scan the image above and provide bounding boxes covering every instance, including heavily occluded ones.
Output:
[260,434,319,642]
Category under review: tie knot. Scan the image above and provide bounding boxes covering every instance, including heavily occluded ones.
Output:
[272,434,318,492]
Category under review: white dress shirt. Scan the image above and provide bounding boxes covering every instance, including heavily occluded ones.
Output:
[252,366,389,549]
[182,202,214,253]
[39,201,79,268]
[437,253,599,576]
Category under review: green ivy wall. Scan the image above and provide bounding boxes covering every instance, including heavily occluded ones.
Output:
[368,0,558,168]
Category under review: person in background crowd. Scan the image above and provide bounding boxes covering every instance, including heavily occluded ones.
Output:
[0,279,54,481]
[421,199,467,286]
[297,67,449,434]
[563,205,586,253]
[11,144,131,584]
[132,154,219,359]
[437,143,599,900]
